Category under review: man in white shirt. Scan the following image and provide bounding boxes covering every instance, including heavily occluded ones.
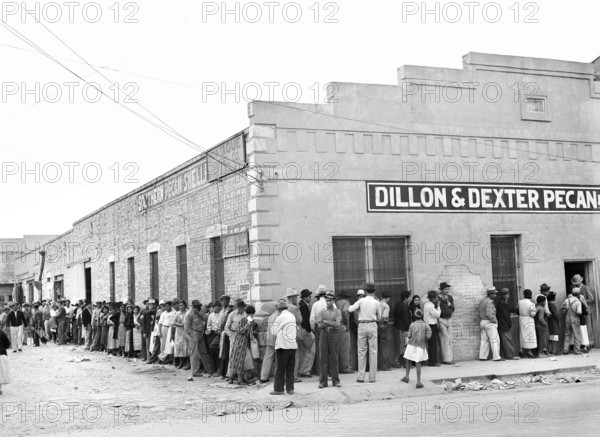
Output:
[348,283,381,383]
[157,301,174,354]
[271,299,297,395]
[309,285,328,376]
[423,290,441,367]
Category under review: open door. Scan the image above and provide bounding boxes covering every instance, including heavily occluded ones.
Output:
[564,261,598,348]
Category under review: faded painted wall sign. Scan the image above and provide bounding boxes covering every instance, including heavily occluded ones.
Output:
[207,132,246,181]
[137,160,207,212]
[367,182,600,213]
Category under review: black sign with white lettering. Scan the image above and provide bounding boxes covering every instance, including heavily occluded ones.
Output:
[366,182,600,213]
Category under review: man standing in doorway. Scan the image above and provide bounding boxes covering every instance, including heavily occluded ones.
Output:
[348,283,381,383]
[271,299,297,395]
[438,283,456,365]
[571,275,595,349]
[479,287,504,361]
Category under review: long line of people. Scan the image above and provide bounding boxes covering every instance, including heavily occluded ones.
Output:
[0,274,595,396]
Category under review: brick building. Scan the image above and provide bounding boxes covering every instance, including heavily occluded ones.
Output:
[13,52,600,361]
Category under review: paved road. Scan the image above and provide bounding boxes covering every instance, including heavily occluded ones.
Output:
[39,376,600,437]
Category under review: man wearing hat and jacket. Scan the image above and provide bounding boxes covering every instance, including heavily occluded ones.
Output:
[496,288,520,360]
[317,290,342,388]
[298,289,315,377]
[271,299,297,395]
[348,283,381,383]
[571,274,595,348]
[335,290,352,374]
[438,283,455,365]
[479,287,504,361]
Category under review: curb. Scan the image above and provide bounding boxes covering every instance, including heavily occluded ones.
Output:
[430,364,598,384]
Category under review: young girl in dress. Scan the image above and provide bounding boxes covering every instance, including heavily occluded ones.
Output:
[401,309,431,388]
[0,328,11,395]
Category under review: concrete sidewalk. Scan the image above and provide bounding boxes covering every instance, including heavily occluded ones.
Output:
[203,350,600,407]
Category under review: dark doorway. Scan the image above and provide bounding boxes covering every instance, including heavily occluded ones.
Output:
[53,280,63,301]
[564,262,588,295]
[85,268,92,302]
[211,237,225,301]
[564,261,597,348]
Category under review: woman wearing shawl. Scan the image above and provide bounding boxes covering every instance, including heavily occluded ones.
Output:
[228,305,259,385]
[124,306,137,358]
[107,307,120,355]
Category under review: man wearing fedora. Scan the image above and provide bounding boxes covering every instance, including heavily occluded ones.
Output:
[271,299,297,395]
[298,289,315,377]
[348,283,381,383]
[438,282,456,365]
[335,290,352,374]
[286,288,302,383]
[317,290,342,388]
[478,287,504,361]
[571,274,595,349]
[309,285,328,376]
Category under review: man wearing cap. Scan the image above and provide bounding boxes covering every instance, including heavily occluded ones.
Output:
[286,288,303,382]
[317,291,342,388]
[571,274,595,349]
[309,285,328,376]
[271,299,297,395]
[496,288,519,360]
[298,289,315,377]
[335,290,352,374]
[562,287,583,355]
[185,300,215,377]
[438,283,455,365]
[348,283,381,383]
[479,287,503,361]
[535,284,551,317]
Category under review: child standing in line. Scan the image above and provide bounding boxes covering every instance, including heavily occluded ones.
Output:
[401,309,432,389]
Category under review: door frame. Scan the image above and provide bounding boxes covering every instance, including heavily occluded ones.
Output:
[564,258,599,347]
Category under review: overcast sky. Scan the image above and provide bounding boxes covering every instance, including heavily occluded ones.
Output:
[1,0,598,237]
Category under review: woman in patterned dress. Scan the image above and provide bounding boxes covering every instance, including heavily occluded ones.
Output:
[173,301,190,369]
[228,306,259,385]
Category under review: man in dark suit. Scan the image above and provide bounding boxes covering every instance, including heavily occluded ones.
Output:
[6,302,28,352]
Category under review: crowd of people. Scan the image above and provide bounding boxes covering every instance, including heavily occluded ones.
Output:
[0,273,595,395]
